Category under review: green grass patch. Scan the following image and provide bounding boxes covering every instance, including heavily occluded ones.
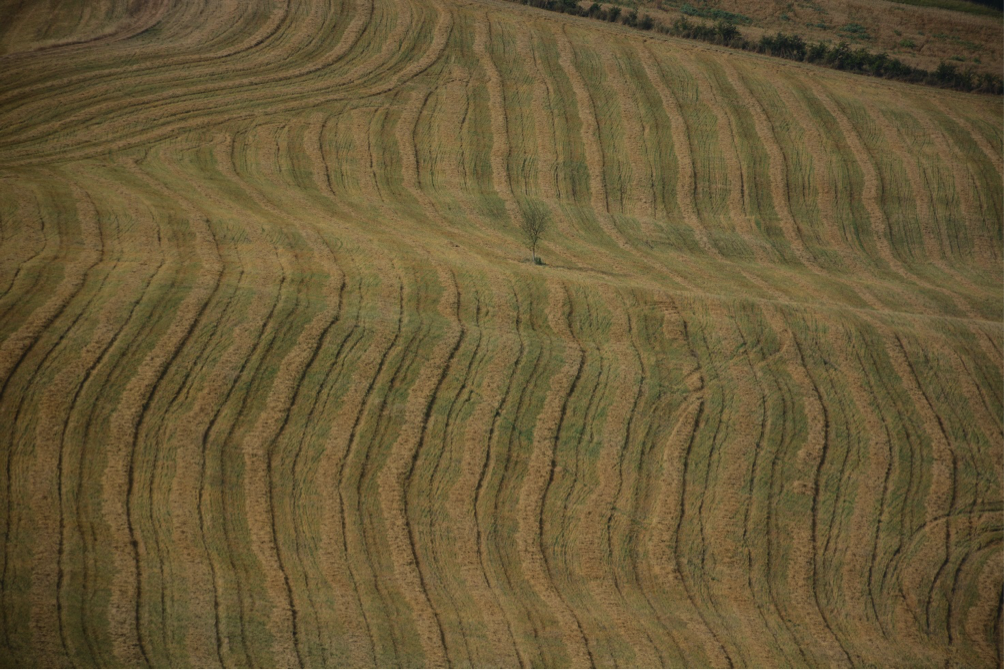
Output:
[679,3,754,25]
[838,23,871,40]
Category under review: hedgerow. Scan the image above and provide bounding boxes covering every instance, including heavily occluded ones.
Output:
[505,0,1004,94]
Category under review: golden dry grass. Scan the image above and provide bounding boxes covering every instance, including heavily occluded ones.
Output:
[627,0,1003,76]
[0,0,1001,666]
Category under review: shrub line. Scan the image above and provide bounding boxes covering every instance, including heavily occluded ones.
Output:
[501,0,1004,95]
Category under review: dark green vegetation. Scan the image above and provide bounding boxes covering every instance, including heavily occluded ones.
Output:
[886,0,1002,17]
[510,0,1004,92]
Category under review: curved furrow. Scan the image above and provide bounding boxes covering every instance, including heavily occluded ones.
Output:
[52,289,150,670]
[526,27,590,212]
[202,299,291,666]
[859,338,928,623]
[473,13,523,230]
[856,327,954,623]
[467,280,536,667]
[137,283,244,668]
[833,341,899,652]
[377,264,464,667]
[578,287,665,666]
[551,27,619,249]
[550,26,602,213]
[53,177,203,666]
[320,268,403,667]
[0,180,102,399]
[1,0,1001,665]
[566,39,628,217]
[723,65,907,314]
[882,508,1001,662]
[521,25,626,274]
[396,88,453,226]
[546,288,619,666]
[801,323,873,664]
[835,93,927,265]
[0,181,104,662]
[766,75,848,259]
[120,153,251,666]
[636,46,719,259]
[70,169,177,666]
[782,77,892,273]
[637,48,788,300]
[923,99,1003,261]
[819,329,899,658]
[205,264,299,669]
[248,117,366,665]
[206,129,342,668]
[729,307,808,667]
[0,0,297,141]
[762,307,857,665]
[271,266,360,665]
[397,76,527,262]
[211,129,349,667]
[417,283,486,665]
[519,28,560,205]
[758,313,817,666]
[769,73,899,311]
[250,279,345,668]
[326,0,450,98]
[515,281,594,668]
[0,0,352,137]
[950,540,1003,666]
[809,85,925,280]
[808,84,979,319]
[677,55,762,259]
[400,67,532,266]
[539,29,702,294]
[353,104,389,204]
[613,47,677,225]
[614,296,692,665]
[647,298,732,667]
[720,61,820,267]
[905,341,998,656]
[0,187,48,309]
[6,189,122,666]
[148,136,290,667]
[346,265,436,666]
[889,105,979,264]
[0,0,440,167]
[841,323,935,653]
[0,0,170,63]
[689,309,753,666]
[688,304,788,667]
[948,348,1004,446]
[435,277,523,665]
[878,330,960,639]
[596,46,654,226]
[490,279,579,666]
[423,62,492,235]
[92,184,214,666]
[326,0,412,91]
[858,98,992,311]
[22,270,121,669]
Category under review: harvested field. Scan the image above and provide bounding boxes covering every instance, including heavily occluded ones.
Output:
[0,0,1001,666]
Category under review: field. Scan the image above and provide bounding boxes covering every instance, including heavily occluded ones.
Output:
[606,0,1003,77]
[0,0,1001,666]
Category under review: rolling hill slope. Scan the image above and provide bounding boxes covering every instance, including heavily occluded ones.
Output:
[0,0,1001,666]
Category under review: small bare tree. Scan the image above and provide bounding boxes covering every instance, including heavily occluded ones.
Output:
[519,201,549,265]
